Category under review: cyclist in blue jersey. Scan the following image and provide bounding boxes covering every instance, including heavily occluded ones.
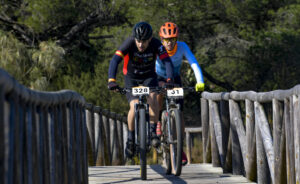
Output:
[155,22,205,165]
[107,22,174,160]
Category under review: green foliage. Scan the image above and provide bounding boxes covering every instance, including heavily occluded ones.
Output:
[0,30,65,90]
[2,0,300,122]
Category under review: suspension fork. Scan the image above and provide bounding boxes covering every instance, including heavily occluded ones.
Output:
[145,103,150,146]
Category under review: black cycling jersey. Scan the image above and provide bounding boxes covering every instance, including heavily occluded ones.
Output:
[108,36,173,80]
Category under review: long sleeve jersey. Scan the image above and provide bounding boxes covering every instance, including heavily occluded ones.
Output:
[108,36,173,80]
[156,41,204,83]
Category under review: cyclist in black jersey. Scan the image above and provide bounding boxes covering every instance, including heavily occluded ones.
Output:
[107,22,174,159]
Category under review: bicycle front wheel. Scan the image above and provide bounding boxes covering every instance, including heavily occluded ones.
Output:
[161,110,171,174]
[139,108,147,180]
[169,108,182,176]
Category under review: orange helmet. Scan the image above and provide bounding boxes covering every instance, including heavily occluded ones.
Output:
[159,22,179,38]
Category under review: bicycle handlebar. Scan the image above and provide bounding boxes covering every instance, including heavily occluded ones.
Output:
[115,86,199,95]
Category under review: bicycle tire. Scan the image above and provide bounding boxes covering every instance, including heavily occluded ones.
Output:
[169,108,182,176]
[161,110,171,174]
[139,108,147,180]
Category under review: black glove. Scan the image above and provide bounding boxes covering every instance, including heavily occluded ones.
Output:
[164,79,174,89]
[108,82,119,90]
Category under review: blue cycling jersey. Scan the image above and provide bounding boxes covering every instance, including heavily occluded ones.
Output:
[156,41,204,83]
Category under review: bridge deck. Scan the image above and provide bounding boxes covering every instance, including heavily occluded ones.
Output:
[89,164,256,184]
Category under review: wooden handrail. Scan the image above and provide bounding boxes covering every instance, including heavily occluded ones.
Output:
[0,68,88,184]
[201,84,300,183]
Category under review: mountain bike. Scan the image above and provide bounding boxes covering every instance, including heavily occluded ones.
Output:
[118,86,158,180]
[159,87,195,176]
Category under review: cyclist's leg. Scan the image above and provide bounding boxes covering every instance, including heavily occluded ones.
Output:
[156,76,166,136]
[124,76,139,158]
[143,76,160,147]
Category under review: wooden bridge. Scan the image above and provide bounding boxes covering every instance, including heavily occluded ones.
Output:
[1,67,299,184]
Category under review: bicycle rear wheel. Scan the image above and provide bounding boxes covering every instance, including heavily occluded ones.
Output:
[139,108,147,180]
[169,108,182,176]
[161,110,171,174]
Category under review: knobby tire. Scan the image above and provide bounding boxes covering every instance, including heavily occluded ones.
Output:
[139,108,147,180]
[161,110,171,174]
[170,108,182,176]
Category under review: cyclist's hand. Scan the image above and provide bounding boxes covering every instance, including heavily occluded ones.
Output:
[164,78,174,89]
[195,83,205,92]
[108,81,119,90]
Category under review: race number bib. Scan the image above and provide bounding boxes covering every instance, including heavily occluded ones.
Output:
[132,86,150,96]
[167,88,184,97]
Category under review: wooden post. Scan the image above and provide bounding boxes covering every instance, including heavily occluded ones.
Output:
[61,104,68,184]
[201,98,210,163]
[102,109,111,165]
[229,100,244,175]
[220,100,230,167]
[255,102,271,184]
[209,100,221,167]
[74,103,82,184]
[211,100,225,167]
[273,99,286,184]
[229,100,246,169]
[123,118,128,162]
[293,95,300,184]
[0,86,3,184]
[116,115,124,164]
[245,99,256,181]
[81,105,88,184]
[85,104,95,164]
[94,107,105,166]
[285,98,295,184]
[110,112,120,165]
[255,101,274,182]
[186,131,191,164]
[12,95,23,184]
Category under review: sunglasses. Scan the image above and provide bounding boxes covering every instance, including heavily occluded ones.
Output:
[162,37,177,43]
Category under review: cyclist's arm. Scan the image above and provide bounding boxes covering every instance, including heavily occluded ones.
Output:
[182,42,204,83]
[108,37,132,81]
[157,44,173,80]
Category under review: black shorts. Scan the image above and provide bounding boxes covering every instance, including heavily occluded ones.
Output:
[124,75,158,102]
[157,75,184,110]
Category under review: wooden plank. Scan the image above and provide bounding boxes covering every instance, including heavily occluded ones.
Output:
[102,109,111,165]
[229,100,246,167]
[211,100,225,167]
[0,86,4,184]
[89,164,256,184]
[245,99,256,181]
[209,100,221,167]
[293,95,300,184]
[186,132,191,164]
[201,98,210,163]
[220,100,230,169]
[185,127,202,133]
[273,99,287,184]
[95,110,105,166]
[285,98,295,184]
[255,101,274,182]
[229,100,244,175]
[255,102,271,184]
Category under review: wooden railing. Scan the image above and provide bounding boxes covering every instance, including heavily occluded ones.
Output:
[85,104,127,166]
[201,85,300,184]
[0,68,88,184]
[3,64,299,184]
